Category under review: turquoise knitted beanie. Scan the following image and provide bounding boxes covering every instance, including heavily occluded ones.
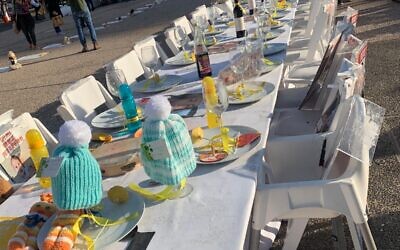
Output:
[51,120,102,210]
[141,96,196,186]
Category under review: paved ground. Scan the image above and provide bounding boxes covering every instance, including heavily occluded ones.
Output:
[0,0,399,249]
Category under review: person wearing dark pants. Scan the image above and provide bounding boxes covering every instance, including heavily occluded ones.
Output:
[69,0,100,52]
[45,0,63,34]
[14,0,37,49]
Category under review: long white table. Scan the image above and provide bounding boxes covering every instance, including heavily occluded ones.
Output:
[0,7,297,250]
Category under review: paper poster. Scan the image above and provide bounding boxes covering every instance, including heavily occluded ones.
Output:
[0,113,39,184]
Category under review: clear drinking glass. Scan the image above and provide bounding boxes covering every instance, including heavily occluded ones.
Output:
[174,26,189,51]
[202,79,229,124]
[106,68,127,97]
[141,46,159,78]
[256,13,271,41]
[209,7,217,26]
[196,16,208,32]
[230,45,250,85]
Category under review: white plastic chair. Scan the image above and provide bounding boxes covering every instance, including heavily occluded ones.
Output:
[105,50,145,96]
[250,96,382,250]
[215,0,234,18]
[57,75,117,124]
[277,37,348,112]
[0,112,58,182]
[172,16,194,37]
[164,27,183,55]
[0,109,14,128]
[286,1,335,65]
[133,36,168,77]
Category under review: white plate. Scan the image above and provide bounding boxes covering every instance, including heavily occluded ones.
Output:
[133,75,183,93]
[264,43,287,56]
[193,125,261,165]
[270,22,285,29]
[165,53,195,66]
[204,29,224,36]
[37,190,145,250]
[227,81,275,104]
[264,30,284,41]
[91,104,143,129]
[272,12,286,19]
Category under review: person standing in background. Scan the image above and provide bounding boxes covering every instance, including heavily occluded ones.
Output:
[45,0,63,34]
[31,0,41,20]
[69,0,100,52]
[13,0,37,49]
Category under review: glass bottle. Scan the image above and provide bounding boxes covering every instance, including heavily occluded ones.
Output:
[194,26,212,79]
[119,84,142,133]
[233,0,246,38]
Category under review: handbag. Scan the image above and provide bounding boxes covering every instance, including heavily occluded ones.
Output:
[52,15,64,28]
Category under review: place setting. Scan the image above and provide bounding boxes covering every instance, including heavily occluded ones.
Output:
[191,77,261,164]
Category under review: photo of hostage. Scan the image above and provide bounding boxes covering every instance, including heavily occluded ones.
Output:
[10,153,35,183]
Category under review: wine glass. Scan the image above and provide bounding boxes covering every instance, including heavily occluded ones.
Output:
[230,44,250,86]
[208,7,217,26]
[256,13,271,41]
[106,68,127,97]
[174,26,189,51]
[141,46,159,78]
[196,16,208,32]
[202,78,229,126]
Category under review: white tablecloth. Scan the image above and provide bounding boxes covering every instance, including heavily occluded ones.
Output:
[0,8,296,250]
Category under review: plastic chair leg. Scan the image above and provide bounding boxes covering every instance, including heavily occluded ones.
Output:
[347,219,363,250]
[359,222,377,250]
[249,229,261,250]
[282,218,308,250]
[331,216,347,250]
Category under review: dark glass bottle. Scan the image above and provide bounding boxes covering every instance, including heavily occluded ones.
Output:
[194,26,212,79]
[233,0,246,38]
[248,0,256,15]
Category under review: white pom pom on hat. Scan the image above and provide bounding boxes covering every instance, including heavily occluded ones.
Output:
[144,95,172,121]
[58,120,92,147]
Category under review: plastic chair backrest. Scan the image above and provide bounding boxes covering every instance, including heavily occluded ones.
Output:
[324,96,384,208]
[60,76,107,123]
[215,0,234,17]
[164,27,181,55]
[0,110,14,128]
[109,50,145,85]
[304,0,323,37]
[134,36,168,77]
[196,5,209,19]
[173,16,193,36]
[305,4,330,62]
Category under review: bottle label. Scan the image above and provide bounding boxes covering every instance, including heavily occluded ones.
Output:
[235,17,245,31]
[197,53,212,77]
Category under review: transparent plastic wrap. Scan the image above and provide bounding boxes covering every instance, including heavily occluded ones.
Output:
[338,96,385,164]
[217,41,264,85]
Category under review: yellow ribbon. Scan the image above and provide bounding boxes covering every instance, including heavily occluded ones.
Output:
[128,179,186,201]
[72,211,139,250]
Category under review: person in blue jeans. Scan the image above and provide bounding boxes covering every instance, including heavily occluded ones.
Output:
[69,0,100,52]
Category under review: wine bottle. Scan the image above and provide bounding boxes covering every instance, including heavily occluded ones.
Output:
[119,84,142,133]
[233,0,246,38]
[194,26,212,79]
[248,0,256,15]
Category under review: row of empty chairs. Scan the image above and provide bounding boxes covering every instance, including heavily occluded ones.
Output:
[24,1,378,249]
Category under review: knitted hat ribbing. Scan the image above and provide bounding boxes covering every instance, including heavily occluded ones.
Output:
[51,121,102,210]
[141,96,196,185]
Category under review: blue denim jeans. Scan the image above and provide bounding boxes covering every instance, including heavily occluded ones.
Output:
[72,8,97,46]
